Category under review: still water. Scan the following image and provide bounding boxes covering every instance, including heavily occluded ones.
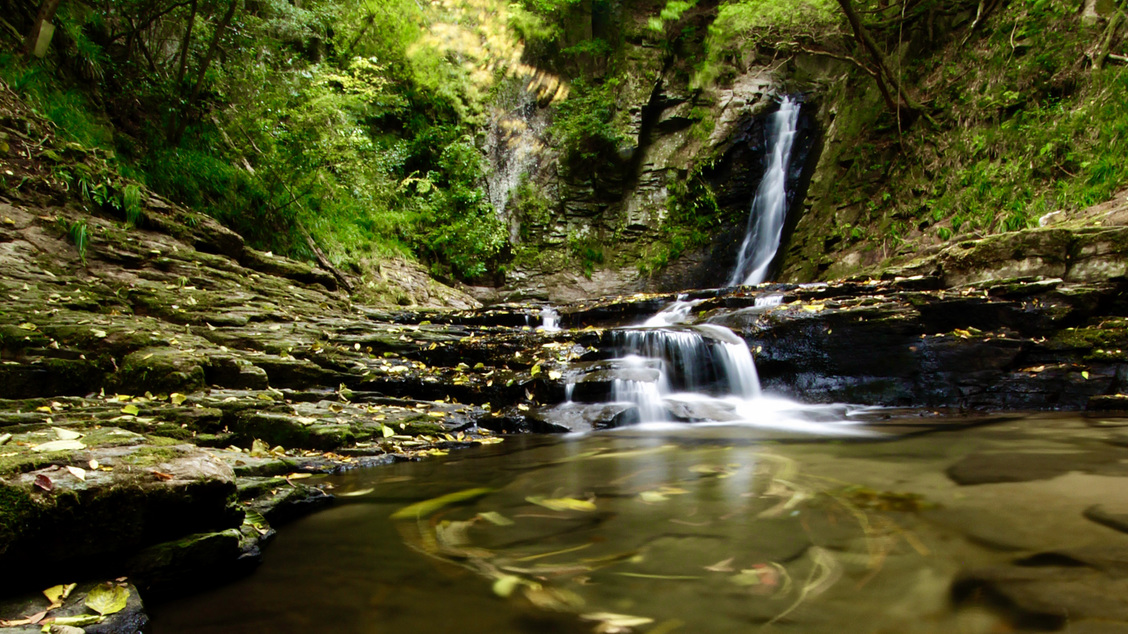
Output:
[152,414,1128,633]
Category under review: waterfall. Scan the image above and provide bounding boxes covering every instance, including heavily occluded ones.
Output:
[728,96,802,287]
[540,306,560,332]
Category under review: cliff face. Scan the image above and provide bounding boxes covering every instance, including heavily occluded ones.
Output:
[485,0,1128,301]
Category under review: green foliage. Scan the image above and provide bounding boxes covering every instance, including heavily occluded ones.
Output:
[640,174,727,275]
[60,219,89,264]
[551,77,625,169]
[569,234,605,278]
[841,0,1128,244]
[648,1,700,31]
[694,0,840,88]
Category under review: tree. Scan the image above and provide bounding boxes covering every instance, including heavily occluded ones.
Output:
[21,0,63,58]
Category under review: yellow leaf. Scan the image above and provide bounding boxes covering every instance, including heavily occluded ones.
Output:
[547,370,562,380]
[477,511,514,526]
[492,575,524,598]
[1082,370,1091,379]
[85,583,129,616]
[530,363,542,377]
[18,322,37,331]
[36,406,52,413]
[525,496,596,512]
[170,393,187,405]
[121,404,140,416]
[390,487,494,519]
[381,425,395,438]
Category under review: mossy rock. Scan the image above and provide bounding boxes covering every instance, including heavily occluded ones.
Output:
[115,346,205,394]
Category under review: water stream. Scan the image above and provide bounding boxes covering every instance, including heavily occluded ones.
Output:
[151,414,1128,634]
[729,97,802,287]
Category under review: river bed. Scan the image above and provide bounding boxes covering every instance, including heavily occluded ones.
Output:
[151,413,1128,634]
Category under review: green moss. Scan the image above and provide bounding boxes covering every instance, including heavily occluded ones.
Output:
[0,484,37,555]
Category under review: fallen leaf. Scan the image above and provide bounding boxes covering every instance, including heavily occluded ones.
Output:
[151,471,174,481]
[33,474,53,492]
[0,433,11,445]
[390,487,494,520]
[169,393,187,405]
[66,466,86,481]
[581,612,654,629]
[492,575,524,598]
[705,557,736,572]
[53,427,83,440]
[51,615,103,627]
[42,582,76,606]
[120,404,140,416]
[18,322,37,331]
[89,459,99,470]
[33,439,85,453]
[85,584,129,616]
[477,511,514,526]
[526,496,596,512]
[1082,370,1091,379]
[338,488,374,497]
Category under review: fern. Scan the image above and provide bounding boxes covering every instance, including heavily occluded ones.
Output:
[123,183,143,226]
[66,220,88,264]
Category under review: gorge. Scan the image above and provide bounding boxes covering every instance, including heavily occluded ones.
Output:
[2,0,1128,632]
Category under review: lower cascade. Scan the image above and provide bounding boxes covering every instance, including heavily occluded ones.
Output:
[558,297,862,435]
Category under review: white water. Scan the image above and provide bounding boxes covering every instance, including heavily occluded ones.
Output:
[729,96,802,287]
[607,297,863,435]
[539,306,560,332]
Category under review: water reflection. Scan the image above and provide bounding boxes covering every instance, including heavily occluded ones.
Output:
[152,415,1128,634]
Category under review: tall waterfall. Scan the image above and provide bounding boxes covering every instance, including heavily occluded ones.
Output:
[728,96,802,287]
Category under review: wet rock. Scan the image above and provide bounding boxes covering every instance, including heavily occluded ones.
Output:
[114,346,206,394]
[0,443,239,594]
[946,451,1125,485]
[953,544,1128,627]
[532,402,640,432]
[1084,504,1128,534]
[0,581,148,634]
[125,527,265,596]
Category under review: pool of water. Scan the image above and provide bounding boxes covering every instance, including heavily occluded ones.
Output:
[150,413,1128,633]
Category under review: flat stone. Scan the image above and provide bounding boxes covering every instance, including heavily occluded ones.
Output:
[946,451,1123,485]
[1084,503,1128,534]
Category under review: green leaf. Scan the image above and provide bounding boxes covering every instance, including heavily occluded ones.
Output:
[85,584,129,616]
[120,404,140,416]
[390,487,494,519]
[169,393,188,405]
[1082,370,1091,379]
[381,424,395,438]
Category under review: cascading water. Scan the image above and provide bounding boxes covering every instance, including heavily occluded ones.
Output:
[728,96,802,287]
[593,296,861,435]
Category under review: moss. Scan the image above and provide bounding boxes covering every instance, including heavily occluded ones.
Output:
[1049,323,1128,352]
[0,484,37,556]
[119,445,187,467]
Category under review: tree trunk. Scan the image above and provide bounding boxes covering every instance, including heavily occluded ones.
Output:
[21,0,62,59]
[170,0,238,143]
[1093,10,1125,70]
[835,0,926,118]
[174,0,198,87]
